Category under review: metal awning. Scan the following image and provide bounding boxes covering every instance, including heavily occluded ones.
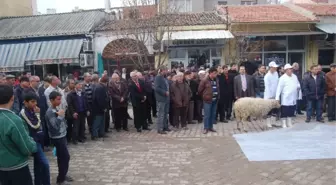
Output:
[316,24,336,34]
[0,43,29,72]
[25,39,84,65]
[163,30,234,41]
[234,31,325,36]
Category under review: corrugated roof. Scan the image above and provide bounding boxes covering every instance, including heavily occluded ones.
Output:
[217,5,317,23]
[4,43,29,68]
[0,10,105,40]
[296,3,336,16]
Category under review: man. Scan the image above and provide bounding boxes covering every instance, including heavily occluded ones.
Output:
[303,65,325,123]
[6,74,15,86]
[195,70,206,123]
[171,72,191,130]
[317,64,326,78]
[234,66,255,99]
[0,84,37,185]
[83,73,93,133]
[253,65,266,98]
[185,71,197,125]
[109,73,129,131]
[292,62,303,115]
[198,67,219,134]
[154,66,171,134]
[139,72,153,125]
[13,76,30,114]
[91,75,108,140]
[62,79,75,101]
[217,65,234,122]
[264,61,279,128]
[44,76,67,110]
[45,91,73,185]
[276,64,302,128]
[130,71,150,133]
[325,63,336,122]
[24,76,40,99]
[0,73,6,84]
[228,63,239,76]
[67,81,89,144]
[121,68,130,81]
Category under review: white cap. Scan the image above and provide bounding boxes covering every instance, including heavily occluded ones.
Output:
[198,70,205,75]
[269,61,279,68]
[284,64,293,70]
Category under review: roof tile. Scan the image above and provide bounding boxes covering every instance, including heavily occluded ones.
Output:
[296,3,336,16]
[218,5,317,23]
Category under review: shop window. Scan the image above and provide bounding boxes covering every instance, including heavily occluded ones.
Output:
[289,52,304,76]
[245,36,263,52]
[264,53,286,67]
[211,48,222,57]
[264,36,286,51]
[288,36,305,50]
[169,49,186,58]
[318,49,335,66]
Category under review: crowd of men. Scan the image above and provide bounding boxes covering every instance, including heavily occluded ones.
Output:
[0,61,335,185]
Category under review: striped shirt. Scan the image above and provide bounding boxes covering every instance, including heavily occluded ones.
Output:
[211,80,218,101]
[84,83,93,104]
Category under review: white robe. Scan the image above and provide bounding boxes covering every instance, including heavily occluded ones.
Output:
[264,71,279,99]
[276,73,302,106]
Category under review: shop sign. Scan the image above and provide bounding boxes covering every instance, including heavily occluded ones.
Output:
[265,56,285,66]
[30,58,79,65]
[171,39,222,46]
[0,68,9,72]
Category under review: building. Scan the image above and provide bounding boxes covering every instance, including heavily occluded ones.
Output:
[0,10,105,79]
[46,8,57,14]
[0,0,34,16]
[161,0,268,13]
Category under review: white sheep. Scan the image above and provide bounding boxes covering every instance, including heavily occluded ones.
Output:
[233,97,281,132]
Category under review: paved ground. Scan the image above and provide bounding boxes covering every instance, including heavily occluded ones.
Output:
[31,114,336,185]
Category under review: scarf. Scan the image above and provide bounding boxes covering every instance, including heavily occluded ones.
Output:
[20,108,41,129]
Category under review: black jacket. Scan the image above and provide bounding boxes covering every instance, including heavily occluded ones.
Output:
[253,72,265,94]
[303,74,325,100]
[218,73,234,101]
[92,83,108,115]
[67,91,89,118]
[186,79,198,101]
[129,80,146,107]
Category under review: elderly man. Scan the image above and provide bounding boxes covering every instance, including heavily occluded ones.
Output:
[154,66,170,134]
[44,76,67,110]
[303,65,325,123]
[195,70,206,123]
[276,64,302,128]
[264,61,279,127]
[109,73,129,131]
[6,74,16,86]
[171,72,191,130]
[130,71,149,132]
[292,62,304,115]
[184,71,197,125]
[326,63,336,122]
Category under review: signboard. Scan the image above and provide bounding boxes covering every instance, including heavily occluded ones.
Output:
[265,56,285,66]
[26,58,79,65]
[169,39,225,47]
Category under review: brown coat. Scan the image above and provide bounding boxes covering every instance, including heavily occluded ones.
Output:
[108,81,129,108]
[234,74,255,99]
[198,77,220,103]
[170,81,191,107]
[325,71,336,96]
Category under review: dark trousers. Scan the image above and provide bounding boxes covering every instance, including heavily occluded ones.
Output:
[327,96,336,120]
[173,106,187,128]
[152,91,157,117]
[92,114,105,137]
[195,99,203,122]
[296,100,302,113]
[87,109,93,133]
[42,117,50,147]
[105,110,110,132]
[133,103,147,129]
[51,137,70,183]
[34,143,50,185]
[0,165,33,185]
[73,112,86,141]
[218,98,233,121]
[66,119,73,142]
[169,102,174,126]
[306,99,323,121]
[145,100,153,123]
[186,101,194,124]
[114,107,128,130]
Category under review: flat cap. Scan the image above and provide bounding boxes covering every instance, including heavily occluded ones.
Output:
[6,74,15,79]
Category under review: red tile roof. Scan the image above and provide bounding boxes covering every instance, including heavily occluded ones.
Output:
[296,3,336,16]
[217,5,317,23]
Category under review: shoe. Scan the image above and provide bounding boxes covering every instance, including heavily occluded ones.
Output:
[78,139,85,143]
[182,127,189,130]
[266,118,272,128]
[219,119,225,122]
[91,136,97,141]
[65,176,74,182]
[203,129,208,134]
[297,112,304,115]
[123,128,129,131]
[317,119,324,123]
[209,128,216,132]
[72,141,78,145]
[286,117,293,127]
[223,120,228,123]
[281,119,287,128]
[158,130,167,134]
[164,128,171,132]
[143,128,151,131]
[148,121,153,125]
[57,181,71,185]
[116,129,121,132]
[198,120,202,124]
[305,119,311,123]
[137,129,142,133]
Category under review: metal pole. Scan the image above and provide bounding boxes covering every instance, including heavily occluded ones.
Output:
[42,65,45,78]
[58,64,61,79]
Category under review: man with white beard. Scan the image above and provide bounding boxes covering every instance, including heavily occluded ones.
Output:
[276,64,302,128]
[264,61,279,128]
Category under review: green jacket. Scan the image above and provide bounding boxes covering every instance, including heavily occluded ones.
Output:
[0,108,37,171]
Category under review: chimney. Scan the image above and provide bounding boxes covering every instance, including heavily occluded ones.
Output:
[105,0,111,12]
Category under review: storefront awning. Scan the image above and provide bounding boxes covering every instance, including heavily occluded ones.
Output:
[234,31,325,36]
[316,24,336,34]
[0,43,29,72]
[25,39,84,65]
[163,30,234,41]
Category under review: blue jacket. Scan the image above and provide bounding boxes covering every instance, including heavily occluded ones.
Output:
[303,74,325,100]
[45,107,67,139]
[154,74,169,103]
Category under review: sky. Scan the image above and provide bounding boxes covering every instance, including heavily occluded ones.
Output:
[37,0,122,14]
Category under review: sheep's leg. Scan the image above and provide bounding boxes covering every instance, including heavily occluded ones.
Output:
[237,120,241,131]
[243,120,248,132]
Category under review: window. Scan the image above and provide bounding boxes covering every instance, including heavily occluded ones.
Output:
[318,49,335,66]
[169,0,192,12]
[211,48,222,57]
[241,0,257,5]
[288,36,305,50]
[264,53,286,67]
[264,36,286,51]
[218,1,228,5]
[169,49,186,58]
[245,36,263,52]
